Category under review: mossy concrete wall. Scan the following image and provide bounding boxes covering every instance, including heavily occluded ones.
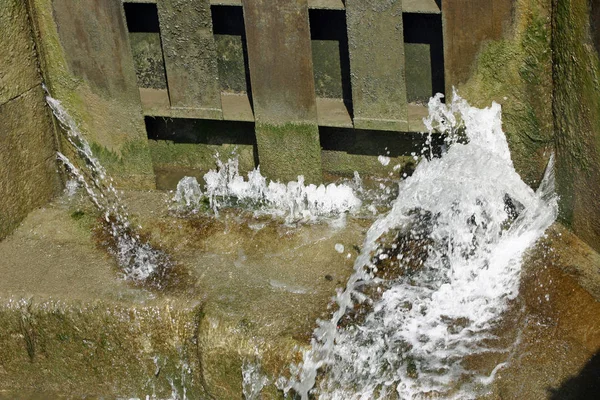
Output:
[25,0,156,189]
[449,0,600,251]
[452,0,554,189]
[552,0,600,252]
[243,0,323,183]
[0,299,208,398]
[129,32,168,90]
[0,0,61,240]
[255,122,322,184]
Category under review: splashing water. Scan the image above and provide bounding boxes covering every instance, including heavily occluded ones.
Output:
[47,96,171,283]
[173,156,362,222]
[242,359,270,400]
[286,93,558,399]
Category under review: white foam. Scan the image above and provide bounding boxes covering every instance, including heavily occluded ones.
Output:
[378,155,391,166]
[286,92,558,399]
[174,156,362,222]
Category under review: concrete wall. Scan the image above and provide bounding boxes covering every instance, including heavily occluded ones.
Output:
[453,0,555,189]
[552,0,600,253]
[0,0,61,240]
[26,0,156,189]
[3,0,599,251]
[447,0,600,252]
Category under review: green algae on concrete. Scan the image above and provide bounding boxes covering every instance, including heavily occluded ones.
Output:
[0,86,61,242]
[129,32,168,90]
[212,3,249,95]
[311,39,346,99]
[255,122,323,184]
[0,189,367,398]
[309,8,351,101]
[405,43,433,103]
[0,0,41,105]
[148,140,256,177]
[215,34,249,94]
[459,0,554,189]
[25,0,156,189]
[552,0,600,253]
[0,299,206,399]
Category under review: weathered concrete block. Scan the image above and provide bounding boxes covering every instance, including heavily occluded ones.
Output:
[0,87,60,240]
[255,123,322,184]
[157,0,222,116]
[242,0,318,123]
[0,0,41,105]
[346,0,408,131]
[442,0,514,91]
[28,0,156,189]
[129,32,167,90]
[243,0,322,183]
[51,0,139,102]
[0,299,206,398]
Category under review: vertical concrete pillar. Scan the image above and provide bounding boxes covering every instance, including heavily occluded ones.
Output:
[157,0,223,118]
[242,0,322,183]
[346,0,408,131]
[442,0,513,93]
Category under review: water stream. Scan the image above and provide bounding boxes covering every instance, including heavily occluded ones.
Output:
[284,93,558,399]
[47,91,557,399]
[47,96,171,284]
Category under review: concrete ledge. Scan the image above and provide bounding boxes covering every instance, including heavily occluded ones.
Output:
[0,191,366,397]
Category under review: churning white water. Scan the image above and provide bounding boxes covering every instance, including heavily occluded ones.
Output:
[173,156,361,222]
[284,93,558,399]
[47,96,169,282]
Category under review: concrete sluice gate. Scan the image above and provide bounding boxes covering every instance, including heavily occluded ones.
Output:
[1,0,600,399]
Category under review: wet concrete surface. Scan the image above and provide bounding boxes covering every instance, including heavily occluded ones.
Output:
[0,190,368,398]
[0,191,598,398]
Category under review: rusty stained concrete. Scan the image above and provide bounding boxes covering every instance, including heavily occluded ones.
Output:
[242,0,318,124]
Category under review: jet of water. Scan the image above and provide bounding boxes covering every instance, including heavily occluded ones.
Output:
[286,92,558,399]
[47,96,171,284]
[173,155,362,223]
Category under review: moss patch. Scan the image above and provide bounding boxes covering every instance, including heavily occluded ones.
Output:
[0,299,207,398]
[551,0,600,251]
[255,122,322,184]
[459,0,554,189]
